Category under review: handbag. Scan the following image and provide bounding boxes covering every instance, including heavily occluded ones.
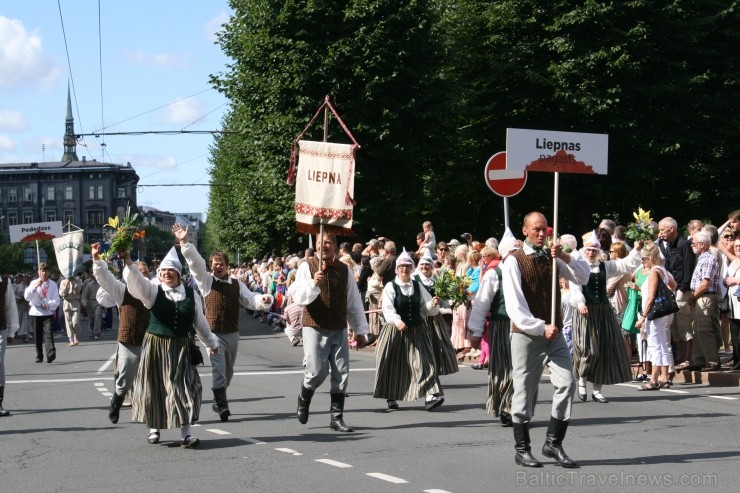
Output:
[189,338,204,366]
[720,293,730,314]
[621,287,641,334]
[647,271,679,320]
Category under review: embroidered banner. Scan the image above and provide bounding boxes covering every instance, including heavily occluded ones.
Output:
[295,140,356,235]
[52,230,85,279]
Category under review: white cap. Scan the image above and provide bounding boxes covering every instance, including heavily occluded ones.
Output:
[158,247,182,276]
[418,255,433,266]
[498,228,518,258]
[396,248,415,269]
[583,230,601,250]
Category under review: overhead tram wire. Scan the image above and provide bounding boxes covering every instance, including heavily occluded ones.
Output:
[57,0,90,160]
[97,0,107,162]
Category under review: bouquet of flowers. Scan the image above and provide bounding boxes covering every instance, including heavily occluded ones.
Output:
[433,269,472,308]
[625,207,658,241]
[101,204,145,259]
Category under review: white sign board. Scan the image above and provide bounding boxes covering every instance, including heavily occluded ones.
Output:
[9,221,64,243]
[506,128,608,175]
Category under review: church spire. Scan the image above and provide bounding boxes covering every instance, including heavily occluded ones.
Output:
[62,83,79,161]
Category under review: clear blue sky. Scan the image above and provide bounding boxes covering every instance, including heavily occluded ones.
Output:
[0,1,233,219]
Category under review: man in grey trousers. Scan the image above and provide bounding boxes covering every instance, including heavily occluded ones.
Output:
[501,212,590,468]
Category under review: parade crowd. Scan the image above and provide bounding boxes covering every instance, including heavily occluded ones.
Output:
[2,211,740,467]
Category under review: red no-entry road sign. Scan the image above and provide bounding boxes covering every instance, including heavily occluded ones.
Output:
[484,151,527,198]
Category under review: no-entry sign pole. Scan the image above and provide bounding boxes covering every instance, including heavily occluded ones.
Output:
[484,151,527,232]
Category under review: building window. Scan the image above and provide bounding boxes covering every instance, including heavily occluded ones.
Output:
[47,186,55,201]
[8,212,18,226]
[8,188,17,203]
[89,186,95,200]
[46,210,56,222]
[117,186,126,198]
[24,186,33,202]
[97,185,104,199]
[65,185,73,200]
[87,210,103,227]
[64,210,73,225]
[23,212,33,224]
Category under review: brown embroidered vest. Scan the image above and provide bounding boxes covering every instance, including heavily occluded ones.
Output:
[511,249,563,330]
[0,276,7,331]
[118,289,150,345]
[301,257,349,330]
[205,277,241,334]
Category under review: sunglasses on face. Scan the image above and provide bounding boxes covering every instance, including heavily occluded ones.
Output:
[438,248,448,252]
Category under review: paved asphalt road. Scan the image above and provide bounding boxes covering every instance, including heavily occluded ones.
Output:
[2,313,739,492]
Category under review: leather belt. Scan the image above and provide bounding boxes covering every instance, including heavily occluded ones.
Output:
[511,326,525,334]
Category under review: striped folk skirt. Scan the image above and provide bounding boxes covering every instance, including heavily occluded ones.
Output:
[572,302,631,385]
[425,314,459,376]
[131,332,202,429]
[486,319,513,417]
[373,321,442,401]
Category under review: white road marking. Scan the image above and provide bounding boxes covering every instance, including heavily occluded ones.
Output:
[94,382,105,387]
[366,473,408,484]
[424,490,453,493]
[206,429,232,435]
[96,353,116,374]
[708,395,737,400]
[316,459,353,468]
[241,437,266,445]
[101,392,113,397]
[659,388,689,394]
[8,368,377,385]
[275,447,303,456]
[96,387,108,392]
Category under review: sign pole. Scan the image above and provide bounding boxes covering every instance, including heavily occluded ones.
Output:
[503,197,510,231]
[550,171,560,324]
[36,239,41,268]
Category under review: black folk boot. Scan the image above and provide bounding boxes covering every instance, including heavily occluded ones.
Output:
[297,385,315,424]
[0,386,10,417]
[212,387,231,422]
[108,393,125,423]
[542,417,578,468]
[329,393,353,432]
[513,422,542,467]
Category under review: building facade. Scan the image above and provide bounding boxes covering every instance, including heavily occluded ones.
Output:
[0,89,140,246]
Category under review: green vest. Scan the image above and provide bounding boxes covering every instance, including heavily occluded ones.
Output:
[583,263,609,305]
[147,285,196,338]
[413,274,435,296]
[392,280,423,327]
[489,267,509,321]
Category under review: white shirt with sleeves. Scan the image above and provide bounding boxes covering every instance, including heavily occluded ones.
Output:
[180,242,273,311]
[468,267,501,337]
[502,244,590,336]
[288,259,369,336]
[122,264,219,350]
[381,278,440,326]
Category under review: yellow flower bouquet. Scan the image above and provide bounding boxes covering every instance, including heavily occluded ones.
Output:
[625,207,658,242]
[102,204,145,259]
[433,268,472,308]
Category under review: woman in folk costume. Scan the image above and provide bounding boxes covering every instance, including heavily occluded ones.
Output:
[122,246,220,448]
[413,255,459,376]
[570,231,643,403]
[469,230,520,426]
[373,249,445,410]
